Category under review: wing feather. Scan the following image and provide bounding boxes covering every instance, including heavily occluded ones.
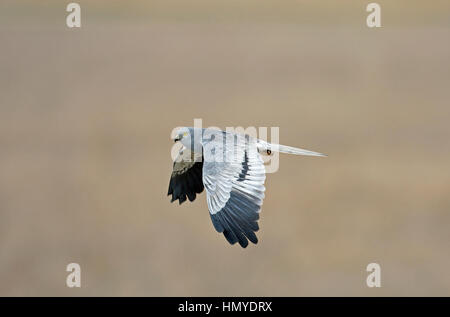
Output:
[202,130,266,248]
[168,149,204,204]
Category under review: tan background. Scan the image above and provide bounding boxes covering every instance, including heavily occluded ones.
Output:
[0,0,449,296]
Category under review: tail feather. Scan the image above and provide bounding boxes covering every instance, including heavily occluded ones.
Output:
[258,140,326,157]
[273,144,326,157]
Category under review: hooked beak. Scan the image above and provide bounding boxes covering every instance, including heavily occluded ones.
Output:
[173,135,181,143]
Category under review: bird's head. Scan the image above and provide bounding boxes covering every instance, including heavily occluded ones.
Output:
[172,127,197,149]
[172,127,205,153]
[173,127,191,142]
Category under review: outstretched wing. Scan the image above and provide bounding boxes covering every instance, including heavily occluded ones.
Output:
[202,130,266,248]
[168,148,204,204]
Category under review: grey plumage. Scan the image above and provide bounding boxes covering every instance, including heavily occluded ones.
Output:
[168,127,325,248]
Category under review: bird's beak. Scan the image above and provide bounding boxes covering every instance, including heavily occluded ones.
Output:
[173,135,181,143]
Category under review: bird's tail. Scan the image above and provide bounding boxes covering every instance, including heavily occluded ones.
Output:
[257,140,326,157]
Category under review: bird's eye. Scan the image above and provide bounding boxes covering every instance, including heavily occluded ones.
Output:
[183,132,188,137]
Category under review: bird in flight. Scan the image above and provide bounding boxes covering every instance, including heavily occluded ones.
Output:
[168,127,325,248]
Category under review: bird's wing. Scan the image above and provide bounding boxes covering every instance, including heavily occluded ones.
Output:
[201,130,266,248]
[168,148,204,204]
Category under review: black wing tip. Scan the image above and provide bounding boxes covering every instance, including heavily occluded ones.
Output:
[240,240,249,248]
[223,233,258,248]
[211,189,262,248]
[168,193,198,204]
[167,160,204,205]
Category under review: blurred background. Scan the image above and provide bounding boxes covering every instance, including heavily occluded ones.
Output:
[0,0,449,296]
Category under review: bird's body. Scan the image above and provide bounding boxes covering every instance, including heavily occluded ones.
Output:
[168,127,325,248]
